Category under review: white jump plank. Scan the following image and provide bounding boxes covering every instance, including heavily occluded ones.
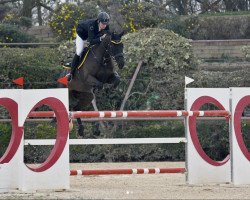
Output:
[24,137,187,145]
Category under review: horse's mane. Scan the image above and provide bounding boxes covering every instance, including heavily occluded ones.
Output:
[111,31,124,41]
[102,30,124,43]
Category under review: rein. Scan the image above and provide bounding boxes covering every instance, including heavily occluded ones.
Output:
[90,38,123,66]
[111,40,122,45]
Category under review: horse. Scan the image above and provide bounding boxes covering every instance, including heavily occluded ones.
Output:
[58,31,125,138]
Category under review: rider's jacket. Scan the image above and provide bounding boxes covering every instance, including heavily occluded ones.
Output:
[76,19,110,45]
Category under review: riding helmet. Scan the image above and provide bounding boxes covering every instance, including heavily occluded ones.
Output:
[97,12,110,25]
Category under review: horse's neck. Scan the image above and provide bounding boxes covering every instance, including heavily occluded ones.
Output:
[92,43,106,56]
[92,40,111,63]
[94,44,113,68]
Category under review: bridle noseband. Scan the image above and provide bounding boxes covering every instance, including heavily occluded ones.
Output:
[89,36,124,67]
[102,38,124,65]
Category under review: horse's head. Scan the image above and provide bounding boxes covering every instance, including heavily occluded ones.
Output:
[101,31,125,69]
[110,31,125,69]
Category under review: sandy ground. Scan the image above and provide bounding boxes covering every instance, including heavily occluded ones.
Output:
[1,162,250,199]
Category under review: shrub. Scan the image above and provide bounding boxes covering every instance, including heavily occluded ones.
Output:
[3,14,32,29]
[242,46,250,61]
[161,14,250,40]
[49,3,98,41]
[119,28,197,110]
[0,23,37,43]
[119,2,169,32]
[0,4,11,21]
[0,48,62,89]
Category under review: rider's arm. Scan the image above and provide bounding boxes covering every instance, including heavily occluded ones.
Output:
[87,25,102,45]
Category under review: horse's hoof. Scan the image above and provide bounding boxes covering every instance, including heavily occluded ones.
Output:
[93,82,103,93]
[76,125,84,138]
[50,117,57,124]
[76,135,84,139]
[92,122,101,136]
[93,128,101,136]
[88,134,97,139]
[113,78,120,89]
[92,135,97,139]
[76,130,84,139]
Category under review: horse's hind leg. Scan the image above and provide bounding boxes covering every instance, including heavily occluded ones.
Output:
[72,100,85,139]
[69,91,84,138]
[76,118,84,138]
[92,122,101,137]
[73,91,94,138]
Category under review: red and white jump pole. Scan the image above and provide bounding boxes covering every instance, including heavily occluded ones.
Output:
[70,168,186,176]
[28,110,230,118]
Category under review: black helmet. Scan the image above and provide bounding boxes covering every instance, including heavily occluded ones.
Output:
[97,12,110,25]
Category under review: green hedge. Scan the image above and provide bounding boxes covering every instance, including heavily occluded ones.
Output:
[0,47,62,89]
[162,14,250,40]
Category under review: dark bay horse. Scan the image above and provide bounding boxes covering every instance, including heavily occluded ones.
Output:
[59,31,125,137]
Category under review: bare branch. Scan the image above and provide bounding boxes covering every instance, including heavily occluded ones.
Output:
[119,60,143,111]
[195,0,222,13]
[0,0,19,4]
[127,80,152,100]
[39,2,54,12]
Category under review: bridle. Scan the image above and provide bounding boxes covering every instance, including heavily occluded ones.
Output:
[90,36,124,66]
[104,38,124,64]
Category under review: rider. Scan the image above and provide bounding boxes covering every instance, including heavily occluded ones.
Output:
[67,12,110,81]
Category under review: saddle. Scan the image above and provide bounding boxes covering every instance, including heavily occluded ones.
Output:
[61,47,89,69]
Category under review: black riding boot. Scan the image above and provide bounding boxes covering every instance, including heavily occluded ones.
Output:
[68,54,80,81]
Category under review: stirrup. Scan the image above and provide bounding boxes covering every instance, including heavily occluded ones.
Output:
[65,62,71,68]
[66,73,72,81]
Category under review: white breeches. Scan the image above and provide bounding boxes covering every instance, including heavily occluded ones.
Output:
[76,34,85,56]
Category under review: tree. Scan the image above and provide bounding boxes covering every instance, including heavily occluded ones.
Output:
[0,4,11,21]
[49,2,98,41]
[0,0,56,25]
[223,0,250,11]
[195,0,222,13]
[78,0,171,32]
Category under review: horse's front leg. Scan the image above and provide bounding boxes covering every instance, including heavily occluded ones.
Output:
[107,71,120,89]
[86,75,103,91]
